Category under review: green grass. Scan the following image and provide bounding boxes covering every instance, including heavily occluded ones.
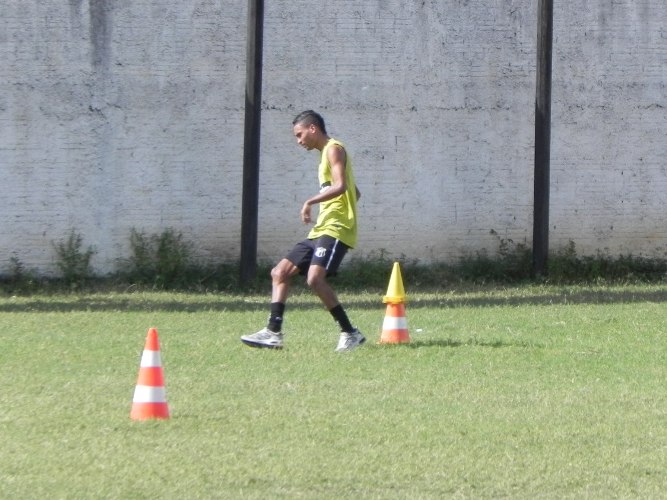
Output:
[1,285,666,498]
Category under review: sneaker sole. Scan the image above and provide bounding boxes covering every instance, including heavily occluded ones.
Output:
[241,338,284,350]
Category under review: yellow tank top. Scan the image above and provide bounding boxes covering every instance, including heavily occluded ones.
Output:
[308,138,358,248]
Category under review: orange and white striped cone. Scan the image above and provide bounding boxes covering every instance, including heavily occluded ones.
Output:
[130,327,169,420]
[379,302,410,344]
[379,262,410,344]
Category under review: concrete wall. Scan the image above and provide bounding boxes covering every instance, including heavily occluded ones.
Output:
[551,1,666,255]
[1,0,665,275]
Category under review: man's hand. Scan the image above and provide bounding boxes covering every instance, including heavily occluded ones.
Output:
[300,201,312,224]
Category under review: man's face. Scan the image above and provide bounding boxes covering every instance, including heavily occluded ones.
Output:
[293,122,316,150]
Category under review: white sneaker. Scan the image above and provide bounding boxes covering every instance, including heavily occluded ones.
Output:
[335,328,366,352]
[241,328,284,349]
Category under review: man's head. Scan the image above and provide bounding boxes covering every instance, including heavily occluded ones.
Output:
[293,110,327,134]
[293,110,328,151]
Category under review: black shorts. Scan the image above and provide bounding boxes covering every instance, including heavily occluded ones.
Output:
[285,235,350,276]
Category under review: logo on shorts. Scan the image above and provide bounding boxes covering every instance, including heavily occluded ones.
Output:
[315,247,327,258]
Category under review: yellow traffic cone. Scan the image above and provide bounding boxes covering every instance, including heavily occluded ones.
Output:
[380,262,410,344]
[383,261,406,304]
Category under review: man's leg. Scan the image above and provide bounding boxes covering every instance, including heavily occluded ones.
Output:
[240,258,300,349]
[267,258,300,332]
[306,264,340,311]
[307,264,365,352]
[271,258,300,304]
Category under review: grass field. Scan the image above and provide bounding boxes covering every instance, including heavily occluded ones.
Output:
[1,284,666,498]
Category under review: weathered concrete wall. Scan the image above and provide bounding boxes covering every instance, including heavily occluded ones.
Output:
[550,1,666,255]
[2,0,246,275]
[1,0,665,275]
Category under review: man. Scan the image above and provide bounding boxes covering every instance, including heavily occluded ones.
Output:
[241,110,365,352]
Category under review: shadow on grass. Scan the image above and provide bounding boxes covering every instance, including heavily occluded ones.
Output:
[1,287,666,313]
[371,338,543,349]
[355,288,667,310]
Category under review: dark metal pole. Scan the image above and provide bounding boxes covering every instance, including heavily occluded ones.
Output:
[240,0,264,284]
[532,0,553,278]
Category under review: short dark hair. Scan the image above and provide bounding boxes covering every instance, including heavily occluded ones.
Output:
[292,110,327,134]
